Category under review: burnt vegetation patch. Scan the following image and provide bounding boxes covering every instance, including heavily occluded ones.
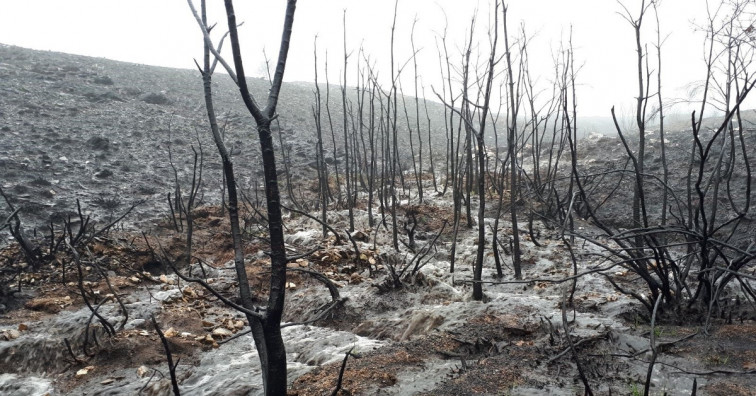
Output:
[2,0,756,394]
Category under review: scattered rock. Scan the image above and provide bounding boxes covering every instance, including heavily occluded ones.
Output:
[163,327,179,338]
[211,327,233,338]
[140,92,171,105]
[75,366,94,378]
[93,76,113,85]
[136,366,150,378]
[18,323,28,331]
[84,90,124,103]
[94,169,113,178]
[86,136,110,151]
[197,334,218,347]
[2,329,21,340]
[153,289,182,303]
[182,286,197,298]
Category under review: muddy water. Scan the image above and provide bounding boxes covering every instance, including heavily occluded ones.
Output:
[0,213,707,395]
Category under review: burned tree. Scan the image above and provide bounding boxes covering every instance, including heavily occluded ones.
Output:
[187,0,297,394]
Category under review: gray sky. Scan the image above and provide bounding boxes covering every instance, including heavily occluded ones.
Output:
[0,0,722,117]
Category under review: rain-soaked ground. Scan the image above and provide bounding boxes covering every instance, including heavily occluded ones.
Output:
[2,196,755,395]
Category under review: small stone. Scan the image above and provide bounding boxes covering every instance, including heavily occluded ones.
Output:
[159,274,169,284]
[4,329,21,340]
[212,327,233,338]
[18,323,28,331]
[94,169,113,179]
[129,276,140,283]
[163,327,178,338]
[153,289,181,303]
[101,378,115,385]
[75,366,94,377]
[199,334,215,344]
[136,365,150,378]
[285,282,296,289]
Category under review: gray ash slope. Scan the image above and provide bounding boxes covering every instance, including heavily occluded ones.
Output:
[2,43,755,248]
[0,44,440,244]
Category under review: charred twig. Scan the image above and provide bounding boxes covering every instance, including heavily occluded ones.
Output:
[280,266,346,328]
[87,249,128,330]
[64,338,83,365]
[138,368,165,395]
[331,346,359,396]
[644,295,663,396]
[217,328,251,345]
[406,219,447,278]
[547,333,610,365]
[82,295,113,357]
[282,204,343,244]
[1,207,21,230]
[151,315,181,396]
[67,240,117,338]
[168,192,181,233]
[161,253,265,319]
[344,228,371,275]
[280,298,346,328]
[284,266,341,301]
[562,287,593,396]
[284,246,321,263]
[87,199,144,243]
[0,187,40,266]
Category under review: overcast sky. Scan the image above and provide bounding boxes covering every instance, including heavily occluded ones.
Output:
[0,0,724,117]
